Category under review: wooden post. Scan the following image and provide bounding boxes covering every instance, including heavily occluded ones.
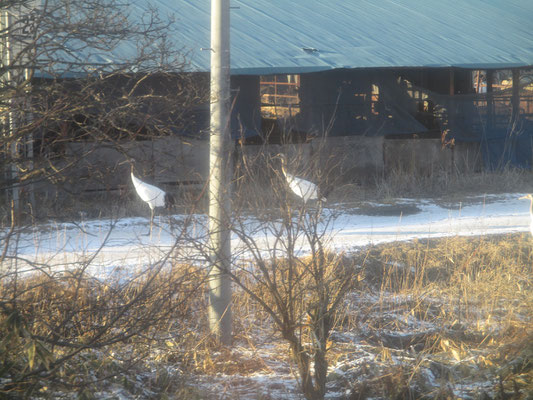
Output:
[511,69,520,126]
[447,68,455,141]
[486,70,494,130]
[2,2,38,221]
[449,68,455,96]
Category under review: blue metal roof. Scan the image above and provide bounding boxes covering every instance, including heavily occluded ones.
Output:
[52,0,533,74]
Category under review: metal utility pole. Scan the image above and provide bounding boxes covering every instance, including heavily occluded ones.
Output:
[1,9,20,219]
[2,2,37,221]
[208,0,232,345]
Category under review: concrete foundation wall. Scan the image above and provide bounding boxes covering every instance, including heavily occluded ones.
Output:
[37,137,208,196]
[237,136,384,187]
[383,139,482,176]
[312,136,384,183]
[37,136,481,197]
[384,139,452,176]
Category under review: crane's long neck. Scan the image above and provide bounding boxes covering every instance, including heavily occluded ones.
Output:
[280,161,288,178]
[281,165,287,178]
[529,198,533,220]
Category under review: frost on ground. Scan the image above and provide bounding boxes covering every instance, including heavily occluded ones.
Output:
[1,194,532,399]
[6,193,530,272]
[69,260,530,400]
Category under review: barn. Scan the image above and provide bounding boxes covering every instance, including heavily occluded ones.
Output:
[2,0,533,204]
[172,0,533,172]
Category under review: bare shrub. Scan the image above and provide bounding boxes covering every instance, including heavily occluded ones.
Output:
[229,144,360,400]
[1,0,208,223]
[1,4,209,391]
[0,214,206,397]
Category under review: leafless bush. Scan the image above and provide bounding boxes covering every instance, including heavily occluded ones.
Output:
[229,144,360,400]
[1,0,209,223]
[0,210,208,396]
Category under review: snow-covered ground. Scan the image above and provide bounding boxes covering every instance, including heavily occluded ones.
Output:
[3,193,531,399]
[5,193,531,275]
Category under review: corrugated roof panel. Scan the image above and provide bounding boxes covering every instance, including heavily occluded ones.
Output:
[34,0,533,74]
[215,0,532,72]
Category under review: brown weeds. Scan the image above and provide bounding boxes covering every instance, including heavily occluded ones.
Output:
[342,233,533,399]
[0,263,206,397]
[2,234,531,398]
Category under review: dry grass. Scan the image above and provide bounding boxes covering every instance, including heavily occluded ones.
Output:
[9,159,533,225]
[178,233,532,399]
[1,232,532,399]
[328,168,533,203]
[339,233,533,399]
[0,263,208,398]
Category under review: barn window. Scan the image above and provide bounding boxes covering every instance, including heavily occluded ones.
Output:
[260,74,300,118]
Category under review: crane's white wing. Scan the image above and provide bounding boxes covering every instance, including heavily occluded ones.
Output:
[286,173,321,203]
[131,173,166,209]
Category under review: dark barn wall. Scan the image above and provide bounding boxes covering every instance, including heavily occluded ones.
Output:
[299,70,374,136]
[298,69,430,137]
[30,67,528,201]
[231,75,261,138]
[394,68,473,95]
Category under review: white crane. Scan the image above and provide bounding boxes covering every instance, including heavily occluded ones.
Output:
[278,154,326,203]
[130,165,174,235]
[519,193,533,236]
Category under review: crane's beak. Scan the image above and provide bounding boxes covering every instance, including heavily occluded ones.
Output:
[118,157,134,166]
[274,153,286,164]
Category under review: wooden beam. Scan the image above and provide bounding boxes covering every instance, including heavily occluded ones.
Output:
[449,68,455,95]
[511,69,520,125]
[446,68,455,142]
[486,70,494,130]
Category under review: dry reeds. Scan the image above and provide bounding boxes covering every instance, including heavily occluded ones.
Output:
[342,233,533,399]
[0,263,206,397]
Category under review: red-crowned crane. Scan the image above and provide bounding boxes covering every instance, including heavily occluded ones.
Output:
[278,154,326,204]
[519,194,533,236]
[130,165,174,235]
